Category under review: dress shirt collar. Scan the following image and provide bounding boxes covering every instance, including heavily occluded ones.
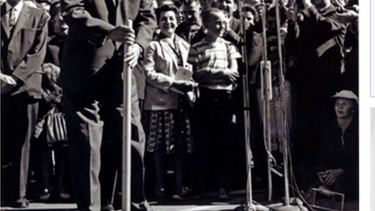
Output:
[190,23,201,31]
[7,0,23,23]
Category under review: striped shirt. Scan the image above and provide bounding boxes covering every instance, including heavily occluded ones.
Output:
[188,37,241,90]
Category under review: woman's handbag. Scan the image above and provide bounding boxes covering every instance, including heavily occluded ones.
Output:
[45,108,68,144]
[34,107,68,145]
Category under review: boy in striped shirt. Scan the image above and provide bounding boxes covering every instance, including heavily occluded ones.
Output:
[188,8,241,200]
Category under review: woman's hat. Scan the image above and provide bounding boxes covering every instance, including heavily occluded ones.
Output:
[331,90,358,104]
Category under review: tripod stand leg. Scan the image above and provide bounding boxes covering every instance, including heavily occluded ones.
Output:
[261,60,273,202]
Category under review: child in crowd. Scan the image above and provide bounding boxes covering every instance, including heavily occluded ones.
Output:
[188,8,241,200]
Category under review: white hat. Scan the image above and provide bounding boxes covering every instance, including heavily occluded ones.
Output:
[331,90,358,104]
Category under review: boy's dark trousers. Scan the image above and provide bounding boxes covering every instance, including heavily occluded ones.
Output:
[192,88,235,191]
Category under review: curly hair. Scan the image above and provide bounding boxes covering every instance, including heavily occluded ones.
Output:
[156,3,179,22]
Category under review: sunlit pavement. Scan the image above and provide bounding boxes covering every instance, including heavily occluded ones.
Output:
[0,199,243,211]
[0,204,240,211]
[0,189,259,211]
[0,189,359,211]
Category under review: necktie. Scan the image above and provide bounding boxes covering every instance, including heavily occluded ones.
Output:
[9,7,16,29]
[107,0,120,25]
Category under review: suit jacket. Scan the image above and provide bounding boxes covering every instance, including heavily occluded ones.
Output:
[60,0,156,93]
[1,3,49,98]
[175,23,206,45]
[223,17,241,45]
[143,35,192,110]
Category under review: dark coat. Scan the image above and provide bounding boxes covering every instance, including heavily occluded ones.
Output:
[60,0,156,95]
[294,5,347,94]
[291,4,348,132]
[58,1,156,209]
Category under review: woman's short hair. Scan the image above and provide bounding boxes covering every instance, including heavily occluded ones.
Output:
[244,4,258,20]
[156,3,179,21]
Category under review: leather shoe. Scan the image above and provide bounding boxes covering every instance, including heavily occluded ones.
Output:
[59,192,71,200]
[15,197,29,208]
[217,188,230,201]
[133,201,153,211]
[39,189,50,201]
[101,203,115,211]
[172,186,191,200]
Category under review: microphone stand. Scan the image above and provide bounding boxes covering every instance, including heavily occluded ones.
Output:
[235,1,269,210]
[259,0,274,203]
[271,0,305,210]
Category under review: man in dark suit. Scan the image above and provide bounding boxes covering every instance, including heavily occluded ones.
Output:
[60,0,156,210]
[1,0,49,207]
[175,0,206,45]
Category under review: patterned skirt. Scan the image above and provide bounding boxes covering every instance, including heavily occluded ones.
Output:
[142,108,193,154]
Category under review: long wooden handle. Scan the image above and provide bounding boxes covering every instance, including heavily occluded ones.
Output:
[122,19,133,211]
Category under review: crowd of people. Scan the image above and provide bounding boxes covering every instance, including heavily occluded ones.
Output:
[1,0,359,210]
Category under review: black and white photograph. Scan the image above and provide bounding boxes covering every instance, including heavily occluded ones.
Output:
[0,0,367,210]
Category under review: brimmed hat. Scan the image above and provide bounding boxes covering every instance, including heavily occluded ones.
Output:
[331,90,358,104]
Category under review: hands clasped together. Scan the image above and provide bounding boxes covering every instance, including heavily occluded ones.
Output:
[317,169,344,187]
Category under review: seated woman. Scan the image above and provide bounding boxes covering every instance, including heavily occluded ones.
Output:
[313,90,359,199]
[142,3,196,200]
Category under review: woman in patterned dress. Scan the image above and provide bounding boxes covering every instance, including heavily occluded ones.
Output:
[142,3,196,200]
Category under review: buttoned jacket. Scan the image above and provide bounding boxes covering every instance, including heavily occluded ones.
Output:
[1,3,49,98]
[143,35,192,110]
